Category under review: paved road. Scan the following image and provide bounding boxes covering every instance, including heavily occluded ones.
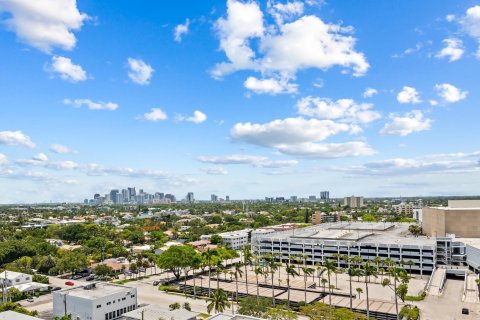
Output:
[417,278,479,320]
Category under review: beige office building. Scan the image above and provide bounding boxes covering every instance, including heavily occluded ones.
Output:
[422,200,480,238]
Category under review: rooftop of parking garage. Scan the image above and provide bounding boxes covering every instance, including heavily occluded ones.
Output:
[254,222,437,247]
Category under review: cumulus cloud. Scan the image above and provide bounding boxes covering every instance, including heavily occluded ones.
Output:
[380,110,432,136]
[436,38,464,62]
[47,56,87,82]
[64,98,119,111]
[0,154,8,165]
[244,76,298,94]
[212,0,369,88]
[16,158,79,170]
[202,167,228,175]
[397,86,421,104]
[0,130,36,148]
[363,88,378,98]
[296,96,381,124]
[50,144,72,154]
[174,19,190,42]
[267,0,305,25]
[197,154,298,168]
[230,117,374,158]
[176,110,207,124]
[434,83,468,103]
[460,6,480,39]
[32,153,48,161]
[141,108,168,122]
[0,0,88,52]
[127,58,154,85]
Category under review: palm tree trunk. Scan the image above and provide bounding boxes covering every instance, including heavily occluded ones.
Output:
[287,277,291,307]
[256,274,259,300]
[235,276,239,302]
[394,276,399,320]
[304,274,307,304]
[349,275,353,310]
[193,269,196,297]
[208,266,212,298]
[244,263,249,295]
[328,273,332,306]
[271,272,276,306]
[365,277,370,319]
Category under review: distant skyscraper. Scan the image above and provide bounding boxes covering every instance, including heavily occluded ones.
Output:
[344,196,364,208]
[186,192,194,203]
[211,194,218,202]
[226,195,230,202]
[309,195,317,201]
[128,187,136,201]
[290,196,298,201]
[320,191,330,201]
[110,189,119,204]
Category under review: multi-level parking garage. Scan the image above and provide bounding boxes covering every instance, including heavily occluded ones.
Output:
[252,222,437,275]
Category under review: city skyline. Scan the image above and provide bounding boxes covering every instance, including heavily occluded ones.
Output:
[1,1,480,203]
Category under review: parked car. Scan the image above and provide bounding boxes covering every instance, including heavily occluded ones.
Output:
[139,268,146,273]
[71,275,83,280]
[51,287,62,291]
[85,275,95,281]
[65,281,74,286]
[26,298,34,302]
[152,281,159,286]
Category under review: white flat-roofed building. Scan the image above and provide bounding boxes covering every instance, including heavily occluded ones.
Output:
[0,271,32,287]
[252,222,437,275]
[122,304,198,320]
[218,230,250,250]
[53,282,137,320]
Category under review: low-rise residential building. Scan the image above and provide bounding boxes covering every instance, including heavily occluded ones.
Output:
[218,230,250,250]
[53,282,137,320]
[0,271,49,293]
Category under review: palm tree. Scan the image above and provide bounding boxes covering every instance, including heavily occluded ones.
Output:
[362,261,378,319]
[233,262,243,302]
[266,255,278,306]
[207,288,231,314]
[285,263,299,307]
[373,256,383,281]
[215,261,225,289]
[346,267,362,310]
[302,266,314,304]
[324,259,337,306]
[351,256,363,281]
[315,263,325,287]
[202,248,217,298]
[254,265,263,300]
[332,253,341,268]
[356,287,363,299]
[241,246,252,295]
[382,259,406,320]
[321,278,328,302]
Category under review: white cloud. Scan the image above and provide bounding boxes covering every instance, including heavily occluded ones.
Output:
[127,58,154,85]
[267,0,304,25]
[174,18,190,42]
[363,88,378,98]
[64,98,119,111]
[197,154,298,168]
[48,56,87,82]
[0,0,88,52]
[32,153,48,161]
[202,167,228,175]
[230,117,374,158]
[0,130,36,148]
[296,96,381,124]
[334,153,480,176]
[434,83,468,103]
[436,38,464,62]
[392,42,423,58]
[380,110,432,136]
[244,76,298,94]
[50,144,72,154]
[397,86,422,104]
[460,6,480,39]
[231,117,350,146]
[429,100,438,106]
[16,158,79,170]
[0,154,8,165]
[212,0,369,82]
[141,108,168,122]
[273,141,375,158]
[446,14,456,22]
[176,110,207,124]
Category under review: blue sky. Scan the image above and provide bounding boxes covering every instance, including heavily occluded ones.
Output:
[0,0,480,203]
